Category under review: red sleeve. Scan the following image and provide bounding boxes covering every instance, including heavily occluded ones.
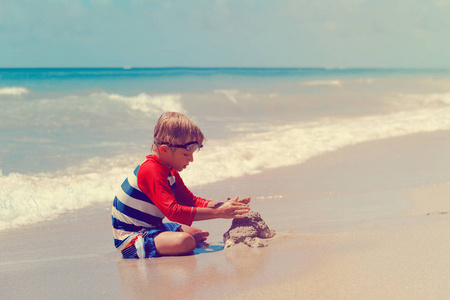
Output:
[173,171,211,208]
[137,158,199,226]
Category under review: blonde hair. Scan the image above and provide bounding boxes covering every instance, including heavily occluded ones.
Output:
[153,112,204,147]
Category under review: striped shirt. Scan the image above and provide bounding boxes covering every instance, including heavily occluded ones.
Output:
[111,155,210,251]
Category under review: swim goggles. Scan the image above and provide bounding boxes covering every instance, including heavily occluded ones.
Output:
[154,141,203,152]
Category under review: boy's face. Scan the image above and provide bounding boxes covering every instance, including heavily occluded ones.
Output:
[159,146,195,172]
[169,148,194,171]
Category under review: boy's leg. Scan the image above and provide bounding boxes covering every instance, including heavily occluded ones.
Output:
[153,231,196,256]
[179,225,209,243]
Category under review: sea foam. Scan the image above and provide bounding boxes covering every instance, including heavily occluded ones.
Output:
[93,92,186,116]
[183,106,450,187]
[1,105,449,231]
[301,80,342,87]
[0,86,29,96]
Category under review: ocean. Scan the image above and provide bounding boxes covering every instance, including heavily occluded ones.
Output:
[1,68,450,231]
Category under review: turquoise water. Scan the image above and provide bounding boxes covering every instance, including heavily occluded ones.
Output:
[1,67,445,93]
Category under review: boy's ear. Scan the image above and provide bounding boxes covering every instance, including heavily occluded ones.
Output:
[159,144,170,153]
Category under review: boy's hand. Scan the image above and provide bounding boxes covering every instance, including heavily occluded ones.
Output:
[220,197,250,219]
[239,197,251,204]
[227,196,251,204]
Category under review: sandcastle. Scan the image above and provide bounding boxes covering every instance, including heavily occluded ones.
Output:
[223,211,276,248]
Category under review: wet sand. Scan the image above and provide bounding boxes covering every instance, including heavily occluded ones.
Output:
[1,131,450,299]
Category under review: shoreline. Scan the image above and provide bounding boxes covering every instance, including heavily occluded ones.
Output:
[1,130,450,299]
[193,130,450,237]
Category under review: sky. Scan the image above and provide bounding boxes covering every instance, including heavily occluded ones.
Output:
[1,0,449,68]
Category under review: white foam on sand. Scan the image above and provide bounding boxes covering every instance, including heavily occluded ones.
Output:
[1,104,450,231]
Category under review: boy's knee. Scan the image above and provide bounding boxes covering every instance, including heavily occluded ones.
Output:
[176,232,196,253]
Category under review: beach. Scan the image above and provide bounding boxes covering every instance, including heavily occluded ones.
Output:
[2,0,450,297]
[1,130,449,299]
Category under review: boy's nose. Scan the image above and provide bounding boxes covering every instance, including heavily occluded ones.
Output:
[188,153,194,162]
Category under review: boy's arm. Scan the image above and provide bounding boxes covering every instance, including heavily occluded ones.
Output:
[174,171,252,209]
[194,197,250,221]
[174,172,211,207]
[206,197,251,208]
[138,164,199,225]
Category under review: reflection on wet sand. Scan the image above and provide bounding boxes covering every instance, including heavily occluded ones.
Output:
[116,242,272,299]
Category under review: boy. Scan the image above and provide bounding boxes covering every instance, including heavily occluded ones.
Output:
[112,112,250,258]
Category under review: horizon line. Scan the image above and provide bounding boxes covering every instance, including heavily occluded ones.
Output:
[0,66,448,70]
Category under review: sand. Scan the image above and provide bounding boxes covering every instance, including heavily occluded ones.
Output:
[1,130,450,299]
[223,211,276,248]
[229,184,450,300]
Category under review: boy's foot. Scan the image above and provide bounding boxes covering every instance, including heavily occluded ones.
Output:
[192,231,209,243]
